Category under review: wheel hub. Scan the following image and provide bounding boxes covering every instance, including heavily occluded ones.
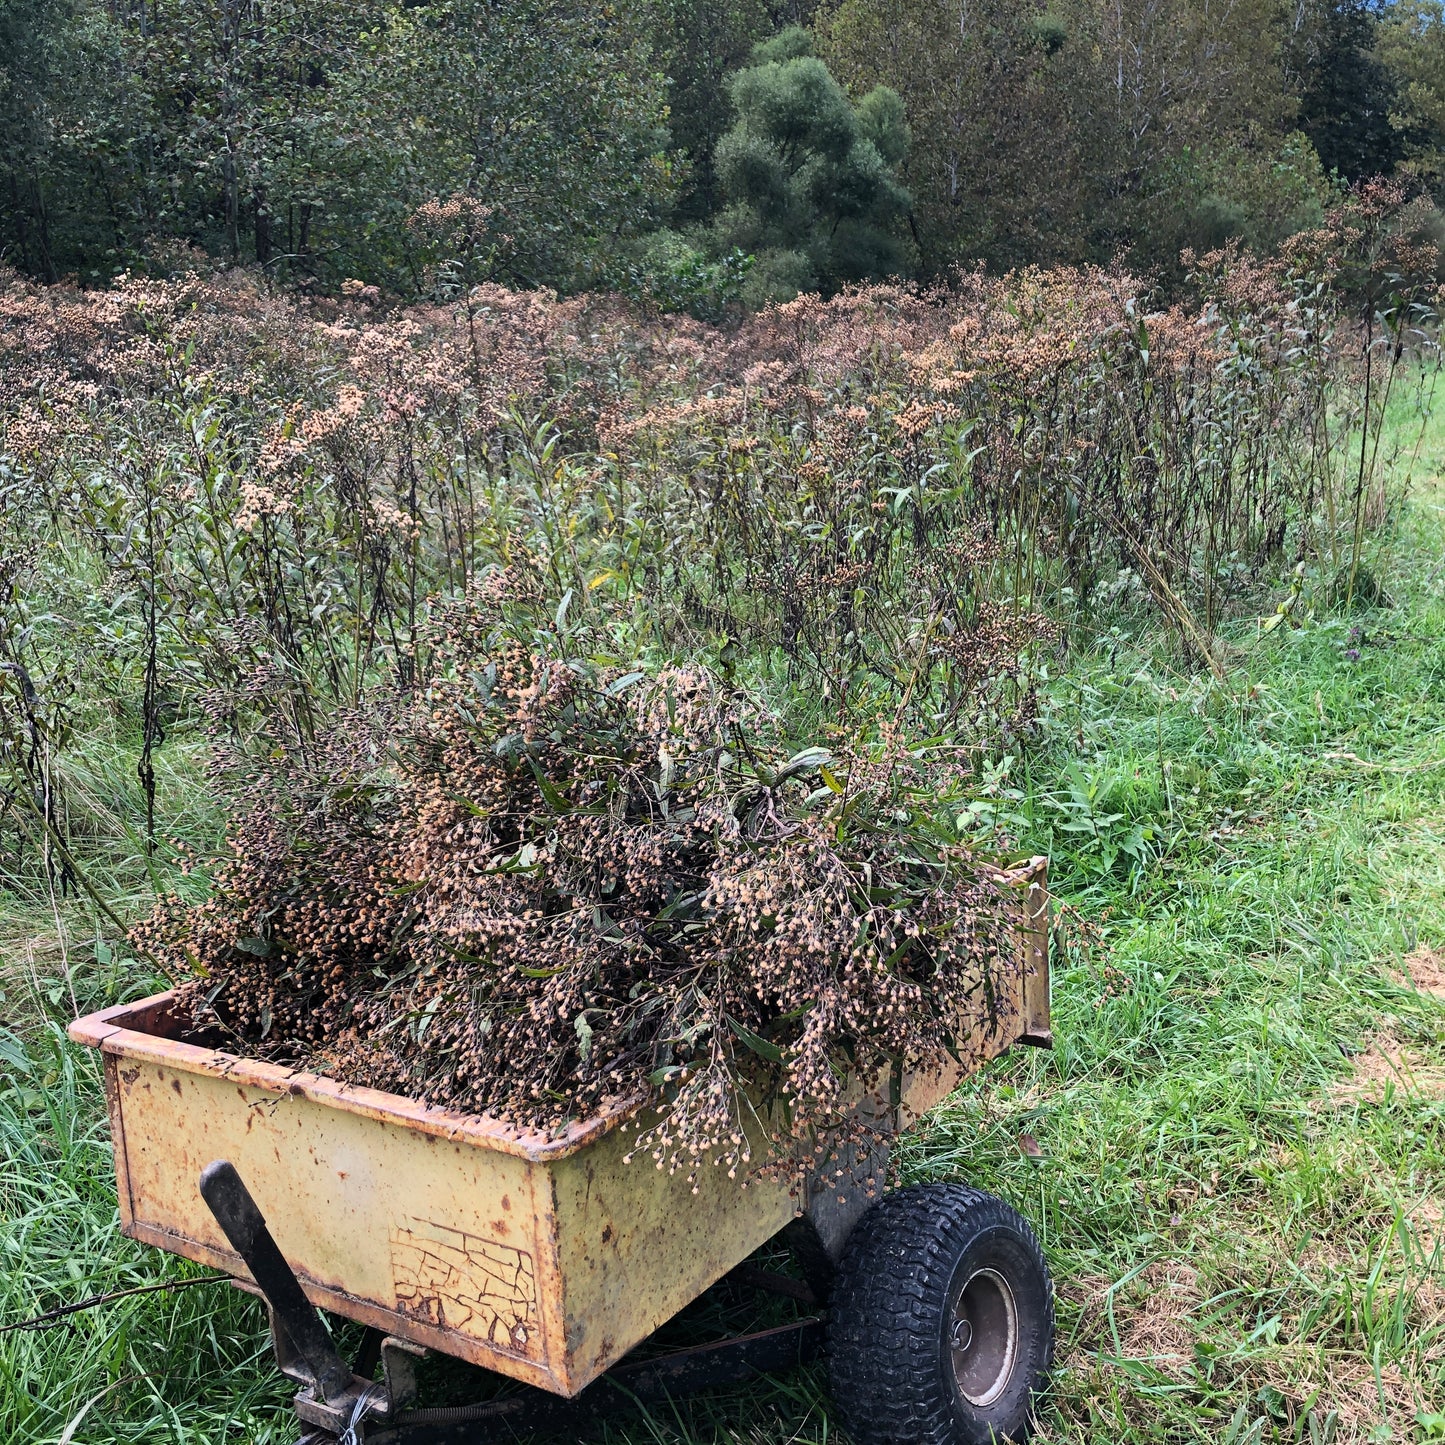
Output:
[948,1266,1019,1408]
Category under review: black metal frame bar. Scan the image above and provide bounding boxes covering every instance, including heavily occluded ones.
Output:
[358,1318,823,1445]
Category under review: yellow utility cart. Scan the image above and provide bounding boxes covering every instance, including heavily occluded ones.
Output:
[70,861,1054,1445]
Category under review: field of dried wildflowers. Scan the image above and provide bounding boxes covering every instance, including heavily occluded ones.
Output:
[2,210,1444,1442]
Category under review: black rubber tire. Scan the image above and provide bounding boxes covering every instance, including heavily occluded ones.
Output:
[827,1182,1054,1445]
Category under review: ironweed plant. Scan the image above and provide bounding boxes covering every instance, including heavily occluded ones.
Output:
[0,193,1433,746]
[0,182,1435,1147]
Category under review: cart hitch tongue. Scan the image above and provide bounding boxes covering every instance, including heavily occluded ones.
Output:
[198,1160,356,1404]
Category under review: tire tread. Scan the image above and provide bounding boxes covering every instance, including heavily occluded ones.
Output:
[826,1182,1054,1445]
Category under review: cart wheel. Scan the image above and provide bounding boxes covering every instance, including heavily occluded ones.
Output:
[827,1182,1054,1445]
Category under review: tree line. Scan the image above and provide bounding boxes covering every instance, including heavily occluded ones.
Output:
[5,0,1445,302]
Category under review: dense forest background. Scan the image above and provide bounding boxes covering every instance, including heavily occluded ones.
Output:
[5,0,1445,305]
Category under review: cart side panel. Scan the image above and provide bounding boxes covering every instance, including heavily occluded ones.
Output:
[106,1051,573,1391]
[899,858,1050,1123]
[896,996,1020,1126]
[547,1121,798,1394]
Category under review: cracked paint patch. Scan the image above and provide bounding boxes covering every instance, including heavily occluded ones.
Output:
[391,1218,538,1355]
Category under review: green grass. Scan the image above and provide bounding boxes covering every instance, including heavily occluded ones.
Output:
[914,623,1445,1437]
[4,405,1445,1443]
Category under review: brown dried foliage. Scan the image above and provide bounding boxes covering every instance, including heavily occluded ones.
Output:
[132,575,1017,1177]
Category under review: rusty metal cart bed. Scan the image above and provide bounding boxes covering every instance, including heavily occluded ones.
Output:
[70,860,1055,1445]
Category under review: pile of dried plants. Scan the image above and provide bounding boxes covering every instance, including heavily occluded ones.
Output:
[133,572,1017,1176]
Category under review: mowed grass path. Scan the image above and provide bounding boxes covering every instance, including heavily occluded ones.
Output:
[3,407,1445,1443]
[914,483,1445,1442]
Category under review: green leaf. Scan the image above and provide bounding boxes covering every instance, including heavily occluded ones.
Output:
[655,890,703,921]
[726,1015,783,1062]
[591,906,626,940]
[880,937,913,972]
[785,745,832,770]
[0,1030,31,1078]
[528,759,570,811]
[771,745,832,784]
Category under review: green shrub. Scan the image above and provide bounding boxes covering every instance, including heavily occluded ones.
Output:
[709,28,913,299]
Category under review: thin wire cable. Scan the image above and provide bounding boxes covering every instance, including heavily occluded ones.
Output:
[0,1275,223,1333]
